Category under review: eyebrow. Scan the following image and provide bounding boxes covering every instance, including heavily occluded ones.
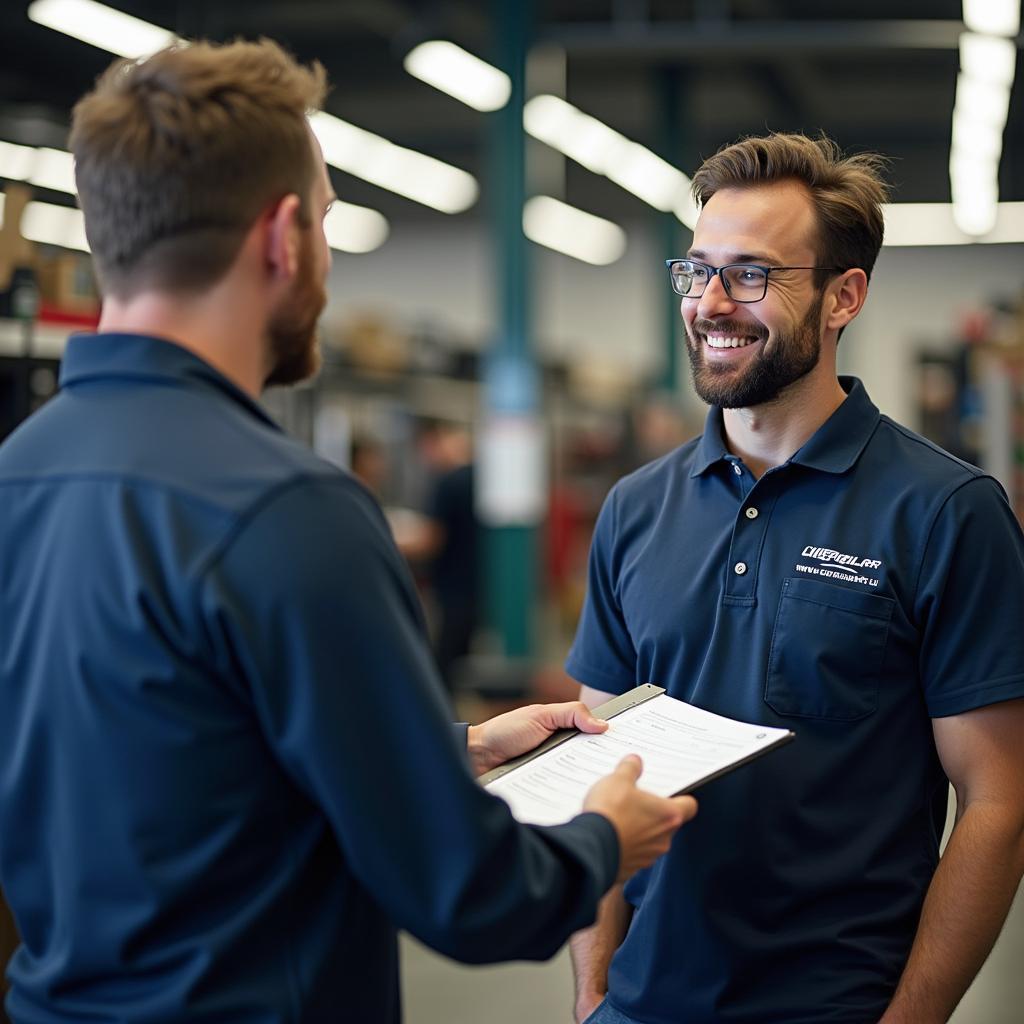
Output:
[686,249,778,265]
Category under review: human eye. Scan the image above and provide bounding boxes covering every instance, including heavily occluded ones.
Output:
[735,266,763,284]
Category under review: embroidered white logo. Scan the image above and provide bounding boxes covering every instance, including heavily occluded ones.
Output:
[795,545,883,588]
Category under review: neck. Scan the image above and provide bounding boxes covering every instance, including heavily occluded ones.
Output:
[97,278,269,399]
[721,366,848,478]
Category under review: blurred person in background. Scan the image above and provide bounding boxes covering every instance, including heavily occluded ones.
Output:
[0,39,698,1024]
[348,431,389,498]
[404,419,479,692]
[568,132,1024,1024]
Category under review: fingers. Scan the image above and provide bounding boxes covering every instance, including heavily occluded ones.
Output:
[541,700,609,734]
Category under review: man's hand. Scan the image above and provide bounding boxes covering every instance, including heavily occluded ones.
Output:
[466,701,609,777]
[584,755,697,882]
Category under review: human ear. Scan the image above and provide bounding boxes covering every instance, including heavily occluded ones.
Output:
[825,268,868,332]
[265,193,302,281]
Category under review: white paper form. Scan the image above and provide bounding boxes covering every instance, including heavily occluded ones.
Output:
[484,694,792,826]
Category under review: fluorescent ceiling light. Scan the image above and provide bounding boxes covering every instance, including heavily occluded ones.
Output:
[524,95,693,221]
[959,32,1017,87]
[0,141,77,196]
[951,191,999,236]
[882,202,1024,245]
[324,201,389,253]
[21,200,90,252]
[954,73,1012,127]
[404,41,511,112]
[0,141,37,182]
[310,110,478,214]
[30,2,475,217]
[30,148,77,194]
[951,111,1004,158]
[522,195,626,265]
[963,0,1020,36]
[28,0,175,58]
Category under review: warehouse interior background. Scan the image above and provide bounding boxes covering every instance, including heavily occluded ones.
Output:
[1,1,1022,1021]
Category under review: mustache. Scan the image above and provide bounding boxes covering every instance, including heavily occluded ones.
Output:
[691,318,768,340]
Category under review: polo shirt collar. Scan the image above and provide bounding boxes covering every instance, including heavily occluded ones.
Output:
[59,332,280,430]
[689,376,879,477]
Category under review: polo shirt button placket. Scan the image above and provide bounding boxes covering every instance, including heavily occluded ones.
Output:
[723,465,774,604]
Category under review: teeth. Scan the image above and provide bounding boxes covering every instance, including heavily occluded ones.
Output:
[705,335,756,349]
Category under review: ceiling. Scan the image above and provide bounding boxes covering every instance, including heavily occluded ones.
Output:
[0,0,1021,229]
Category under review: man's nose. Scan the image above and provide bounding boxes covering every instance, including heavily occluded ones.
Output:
[696,272,736,319]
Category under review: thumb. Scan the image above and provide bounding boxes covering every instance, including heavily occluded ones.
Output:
[613,754,643,782]
[572,702,610,734]
[669,795,699,823]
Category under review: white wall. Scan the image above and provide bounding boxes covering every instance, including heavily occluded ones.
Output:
[842,243,1024,427]
[326,218,1024,430]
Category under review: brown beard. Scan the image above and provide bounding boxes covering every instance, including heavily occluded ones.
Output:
[686,292,824,409]
[264,228,326,387]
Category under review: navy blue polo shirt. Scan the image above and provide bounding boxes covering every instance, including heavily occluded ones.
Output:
[0,333,618,1024]
[567,377,1024,1024]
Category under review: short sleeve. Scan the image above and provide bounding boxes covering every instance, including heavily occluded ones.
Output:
[565,485,637,694]
[915,476,1024,717]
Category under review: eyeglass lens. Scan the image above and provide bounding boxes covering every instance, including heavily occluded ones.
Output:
[669,262,768,301]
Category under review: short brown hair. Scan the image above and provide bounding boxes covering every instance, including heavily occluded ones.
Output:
[691,133,890,284]
[70,39,326,298]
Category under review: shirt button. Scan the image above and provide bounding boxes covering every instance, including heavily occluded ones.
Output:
[745,507,759,520]
[732,464,742,476]
[734,562,748,575]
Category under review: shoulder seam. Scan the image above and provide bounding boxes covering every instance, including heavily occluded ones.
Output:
[192,472,363,584]
[879,416,986,478]
[911,475,1001,609]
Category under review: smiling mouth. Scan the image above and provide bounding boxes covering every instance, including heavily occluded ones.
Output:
[702,333,761,350]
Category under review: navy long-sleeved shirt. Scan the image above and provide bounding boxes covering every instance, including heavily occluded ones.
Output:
[0,333,617,1023]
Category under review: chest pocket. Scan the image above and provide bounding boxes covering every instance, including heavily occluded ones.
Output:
[765,577,895,721]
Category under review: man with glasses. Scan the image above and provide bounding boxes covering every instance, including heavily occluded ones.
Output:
[567,132,1024,1024]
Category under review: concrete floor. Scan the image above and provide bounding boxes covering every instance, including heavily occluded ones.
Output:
[401,786,1024,1024]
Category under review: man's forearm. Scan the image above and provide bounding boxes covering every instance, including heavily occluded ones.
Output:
[570,885,632,1023]
[881,801,1024,1024]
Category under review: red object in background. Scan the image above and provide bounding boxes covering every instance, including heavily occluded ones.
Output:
[37,302,100,330]
[959,309,991,345]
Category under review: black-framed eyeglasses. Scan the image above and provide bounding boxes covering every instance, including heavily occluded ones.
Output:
[665,259,842,303]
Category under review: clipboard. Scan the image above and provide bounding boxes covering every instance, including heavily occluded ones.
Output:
[478,684,668,787]
[479,684,794,797]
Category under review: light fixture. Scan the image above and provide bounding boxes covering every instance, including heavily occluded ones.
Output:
[882,202,1024,246]
[524,95,694,226]
[962,0,1020,37]
[954,73,1012,128]
[403,41,511,112]
[309,111,477,215]
[323,201,389,253]
[0,141,38,183]
[30,148,77,195]
[958,32,1018,87]
[30,1,476,219]
[948,1,1019,239]
[522,196,626,266]
[27,0,176,58]
[21,200,90,252]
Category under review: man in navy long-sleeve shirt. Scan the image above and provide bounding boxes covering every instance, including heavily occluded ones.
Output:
[0,40,694,1023]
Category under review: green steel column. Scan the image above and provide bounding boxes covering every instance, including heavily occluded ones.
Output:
[657,66,685,396]
[482,0,537,659]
